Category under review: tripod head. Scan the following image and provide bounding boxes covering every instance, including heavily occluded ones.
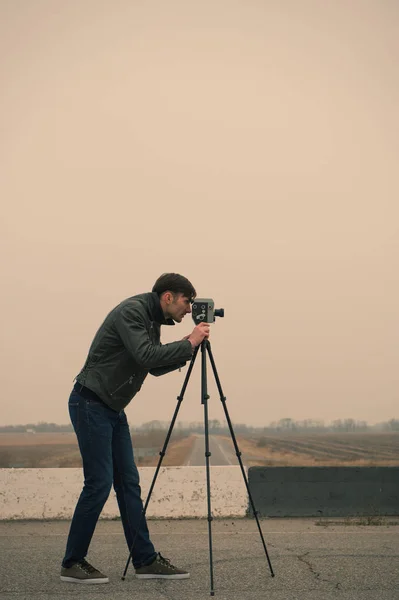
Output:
[192,298,224,324]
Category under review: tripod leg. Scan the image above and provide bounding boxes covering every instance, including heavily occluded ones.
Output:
[205,341,275,578]
[121,346,199,580]
[201,341,215,596]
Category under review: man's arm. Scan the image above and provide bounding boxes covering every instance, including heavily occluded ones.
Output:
[150,335,194,376]
[114,305,193,369]
[149,362,187,377]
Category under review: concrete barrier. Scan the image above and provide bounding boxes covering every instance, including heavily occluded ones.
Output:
[248,466,399,517]
[0,466,248,520]
[2,466,398,520]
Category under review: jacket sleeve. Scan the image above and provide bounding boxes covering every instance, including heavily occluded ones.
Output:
[114,305,193,369]
[149,362,187,377]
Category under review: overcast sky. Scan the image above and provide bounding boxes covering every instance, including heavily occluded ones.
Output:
[1,0,398,428]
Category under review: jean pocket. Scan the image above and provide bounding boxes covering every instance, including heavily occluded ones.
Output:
[85,400,113,439]
[68,398,80,433]
[68,390,81,406]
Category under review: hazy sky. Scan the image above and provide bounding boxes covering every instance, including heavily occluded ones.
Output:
[1,1,398,428]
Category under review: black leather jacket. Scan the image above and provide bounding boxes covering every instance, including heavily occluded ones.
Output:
[75,292,193,411]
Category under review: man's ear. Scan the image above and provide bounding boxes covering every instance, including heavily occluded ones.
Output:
[163,291,173,304]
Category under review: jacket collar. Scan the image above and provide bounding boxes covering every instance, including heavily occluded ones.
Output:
[147,292,175,326]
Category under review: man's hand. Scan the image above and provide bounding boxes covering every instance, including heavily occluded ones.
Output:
[187,322,210,349]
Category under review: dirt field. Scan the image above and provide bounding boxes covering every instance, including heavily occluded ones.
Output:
[233,432,399,467]
[0,432,196,468]
[137,435,197,467]
[0,433,76,446]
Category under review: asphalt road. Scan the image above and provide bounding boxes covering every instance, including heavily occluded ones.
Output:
[1,518,398,600]
[184,434,236,466]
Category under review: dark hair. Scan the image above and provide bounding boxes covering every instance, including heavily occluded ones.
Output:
[152,273,196,302]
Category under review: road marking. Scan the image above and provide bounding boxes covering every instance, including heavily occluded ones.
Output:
[214,437,234,466]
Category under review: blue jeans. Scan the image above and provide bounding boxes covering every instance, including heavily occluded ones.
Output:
[62,390,157,569]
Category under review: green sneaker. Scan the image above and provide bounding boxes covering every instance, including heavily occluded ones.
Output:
[60,559,109,584]
[135,553,190,579]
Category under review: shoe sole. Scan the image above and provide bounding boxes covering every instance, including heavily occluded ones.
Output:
[60,576,109,584]
[136,573,190,580]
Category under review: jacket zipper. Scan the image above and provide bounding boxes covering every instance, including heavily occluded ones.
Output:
[110,375,135,396]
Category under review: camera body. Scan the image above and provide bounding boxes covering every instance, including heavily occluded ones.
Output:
[192,298,224,324]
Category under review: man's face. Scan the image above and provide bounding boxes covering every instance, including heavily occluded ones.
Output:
[164,292,192,323]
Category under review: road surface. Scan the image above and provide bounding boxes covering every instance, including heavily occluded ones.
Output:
[184,434,237,466]
[2,518,398,600]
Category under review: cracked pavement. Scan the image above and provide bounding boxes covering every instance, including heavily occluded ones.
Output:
[0,517,398,599]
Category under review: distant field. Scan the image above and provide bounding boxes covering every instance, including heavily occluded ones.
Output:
[0,432,195,468]
[1,431,398,468]
[0,433,76,446]
[233,432,399,467]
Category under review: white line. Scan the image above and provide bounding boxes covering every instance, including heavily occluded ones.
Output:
[214,437,234,466]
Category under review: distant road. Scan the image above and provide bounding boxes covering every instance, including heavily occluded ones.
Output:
[184,434,237,466]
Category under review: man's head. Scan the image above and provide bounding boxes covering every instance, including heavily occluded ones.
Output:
[152,273,196,323]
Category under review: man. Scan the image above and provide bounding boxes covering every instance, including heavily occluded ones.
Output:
[61,273,209,584]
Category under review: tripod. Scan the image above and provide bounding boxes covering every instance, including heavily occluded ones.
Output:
[122,339,274,595]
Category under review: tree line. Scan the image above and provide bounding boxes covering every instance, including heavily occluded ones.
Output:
[2,417,398,434]
[131,417,399,434]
